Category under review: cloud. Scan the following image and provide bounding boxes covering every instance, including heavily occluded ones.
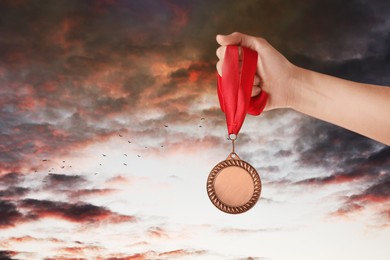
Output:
[0,186,30,199]
[105,249,207,260]
[0,173,24,186]
[294,118,389,184]
[1,197,136,229]
[383,209,390,222]
[18,198,136,224]
[292,117,390,222]
[3,235,64,244]
[45,257,87,260]
[0,200,24,229]
[105,175,131,185]
[58,245,103,256]
[218,227,283,234]
[67,188,116,200]
[158,249,207,258]
[0,250,17,260]
[147,226,169,239]
[332,174,390,218]
[44,174,87,189]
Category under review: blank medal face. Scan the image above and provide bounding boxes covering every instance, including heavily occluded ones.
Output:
[207,155,261,214]
[214,166,254,207]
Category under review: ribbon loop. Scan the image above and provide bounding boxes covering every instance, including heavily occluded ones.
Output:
[217,45,268,135]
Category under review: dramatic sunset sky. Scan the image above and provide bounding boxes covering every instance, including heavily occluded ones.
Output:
[1,0,389,259]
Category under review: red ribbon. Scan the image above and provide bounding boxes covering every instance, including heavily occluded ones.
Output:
[217,45,268,135]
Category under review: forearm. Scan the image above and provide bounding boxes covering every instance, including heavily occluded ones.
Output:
[289,67,390,145]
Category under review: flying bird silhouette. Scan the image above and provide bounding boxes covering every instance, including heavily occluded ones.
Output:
[124,154,127,156]
[164,125,168,127]
[119,134,123,137]
[137,155,141,157]
[128,141,131,143]
[102,154,106,157]
[201,117,205,120]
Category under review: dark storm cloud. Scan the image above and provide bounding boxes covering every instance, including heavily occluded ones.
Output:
[0,200,24,228]
[0,187,30,199]
[349,174,390,203]
[19,198,136,224]
[0,173,24,186]
[0,175,30,227]
[0,197,136,229]
[44,174,87,189]
[333,174,390,217]
[295,118,390,221]
[295,118,389,184]
[291,33,390,86]
[0,250,17,260]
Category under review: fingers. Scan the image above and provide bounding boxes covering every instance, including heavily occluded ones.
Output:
[216,45,245,76]
[253,75,260,86]
[252,86,261,97]
[216,60,222,76]
[252,75,261,97]
[216,32,258,50]
[216,32,245,46]
[217,53,262,80]
[216,46,226,60]
[216,32,267,99]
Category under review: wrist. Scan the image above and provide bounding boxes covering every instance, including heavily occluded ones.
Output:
[288,66,333,119]
[285,65,306,110]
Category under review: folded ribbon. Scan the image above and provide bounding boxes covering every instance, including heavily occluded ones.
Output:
[217,45,268,135]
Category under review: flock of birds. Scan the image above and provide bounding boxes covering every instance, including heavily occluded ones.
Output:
[36,118,206,179]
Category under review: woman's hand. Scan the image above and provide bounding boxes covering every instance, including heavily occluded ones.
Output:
[216,32,299,111]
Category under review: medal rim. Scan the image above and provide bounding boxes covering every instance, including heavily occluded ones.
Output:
[207,157,261,214]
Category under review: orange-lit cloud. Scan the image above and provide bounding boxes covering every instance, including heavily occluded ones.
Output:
[104,249,207,260]
[147,226,169,239]
[68,188,116,199]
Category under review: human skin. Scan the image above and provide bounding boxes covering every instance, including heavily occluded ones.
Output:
[216,32,390,146]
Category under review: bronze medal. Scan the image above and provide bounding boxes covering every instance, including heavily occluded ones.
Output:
[209,46,267,214]
[207,137,261,214]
